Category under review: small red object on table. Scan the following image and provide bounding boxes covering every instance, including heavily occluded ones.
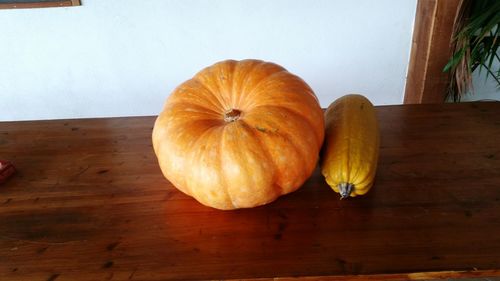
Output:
[0,160,16,184]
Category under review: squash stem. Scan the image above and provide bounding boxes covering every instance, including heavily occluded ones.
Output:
[339,183,354,199]
[224,109,241,122]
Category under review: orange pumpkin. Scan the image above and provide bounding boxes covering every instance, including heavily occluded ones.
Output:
[152,59,324,210]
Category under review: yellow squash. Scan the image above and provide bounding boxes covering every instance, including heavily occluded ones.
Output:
[320,94,380,198]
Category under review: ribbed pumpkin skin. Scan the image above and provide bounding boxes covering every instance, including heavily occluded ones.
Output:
[152,59,324,210]
[320,94,380,198]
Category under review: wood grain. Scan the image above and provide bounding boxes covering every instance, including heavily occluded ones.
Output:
[404,0,460,104]
[0,0,79,10]
[1,102,500,280]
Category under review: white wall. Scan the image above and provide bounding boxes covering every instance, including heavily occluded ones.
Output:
[0,0,417,121]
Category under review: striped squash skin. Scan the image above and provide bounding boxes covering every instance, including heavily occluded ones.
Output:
[320,94,380,198]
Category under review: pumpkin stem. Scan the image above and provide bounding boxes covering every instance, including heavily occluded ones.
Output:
[339,183,354,199]
[224,109,241,122]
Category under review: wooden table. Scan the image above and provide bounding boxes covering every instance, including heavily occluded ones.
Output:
[1,102,500,280]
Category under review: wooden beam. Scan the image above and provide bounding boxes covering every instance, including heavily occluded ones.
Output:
[404,0,460,104]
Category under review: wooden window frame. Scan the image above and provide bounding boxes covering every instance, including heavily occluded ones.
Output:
[404,0,461,104]
[0,0,80,9]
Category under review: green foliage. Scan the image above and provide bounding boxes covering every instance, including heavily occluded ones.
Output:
[444,0,500,101]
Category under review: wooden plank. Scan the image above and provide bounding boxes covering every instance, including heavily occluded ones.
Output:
[1,102,500,280]
[404,0,460,104]
[0,0,77,9]
[231,270,500,281]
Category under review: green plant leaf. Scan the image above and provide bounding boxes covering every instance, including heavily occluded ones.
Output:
[444,48,466,73]
[445,0,500,99]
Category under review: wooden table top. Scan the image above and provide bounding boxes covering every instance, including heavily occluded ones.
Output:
[1,102,500,281]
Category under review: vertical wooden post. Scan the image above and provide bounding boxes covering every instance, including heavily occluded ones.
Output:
[404,0,460,104]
